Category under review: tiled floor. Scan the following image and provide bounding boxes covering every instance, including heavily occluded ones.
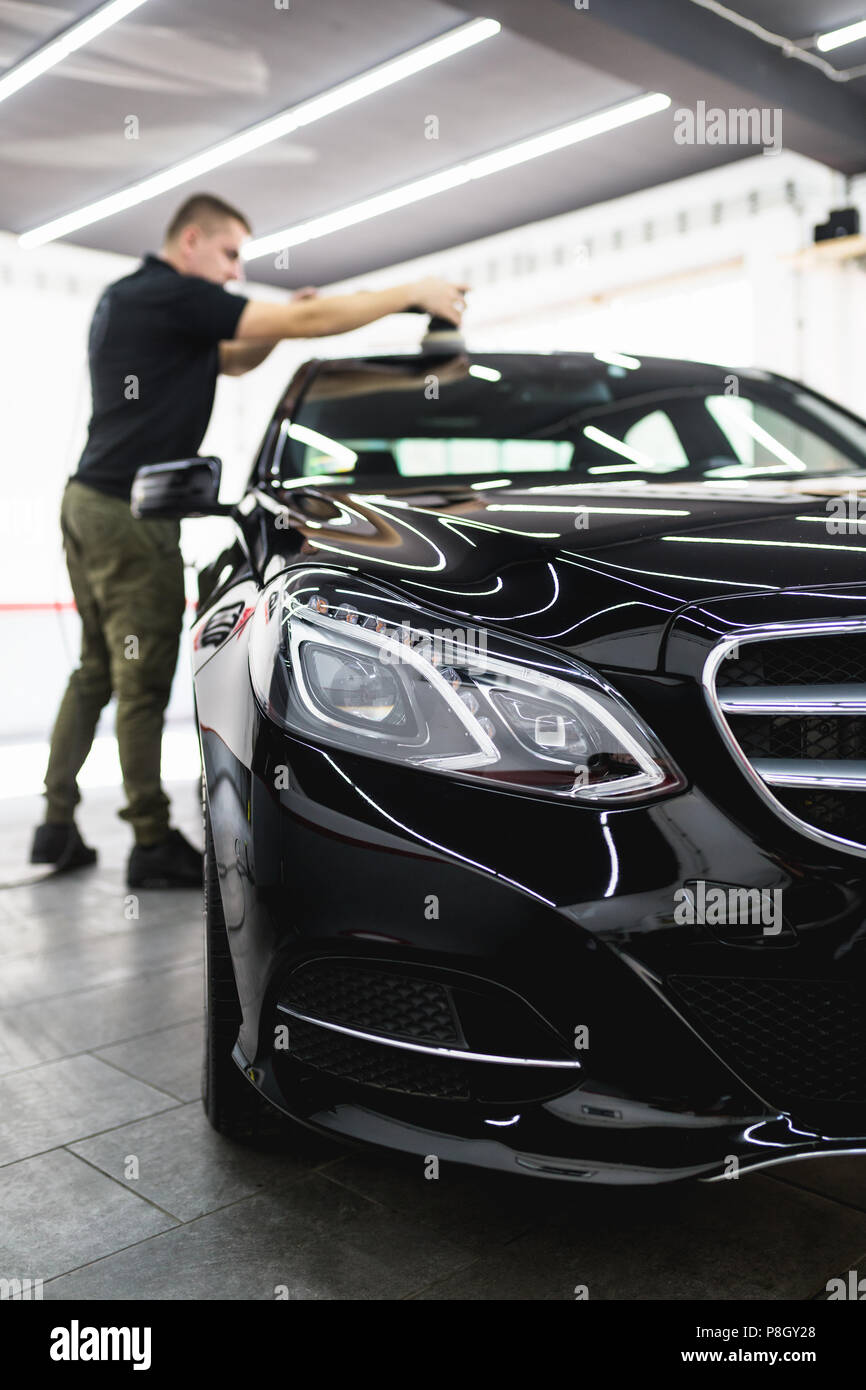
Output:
[2,779,866,1300]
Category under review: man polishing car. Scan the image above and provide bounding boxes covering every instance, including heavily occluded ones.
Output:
[31,191,468,888]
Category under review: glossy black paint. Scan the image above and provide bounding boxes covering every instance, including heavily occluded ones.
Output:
[189,351,866,1183]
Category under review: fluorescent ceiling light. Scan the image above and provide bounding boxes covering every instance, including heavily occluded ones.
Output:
[0,0,149,106]
[468,365,502,381]
[18,17,500,249]
[243,92,672,261]
[816,18,866,51]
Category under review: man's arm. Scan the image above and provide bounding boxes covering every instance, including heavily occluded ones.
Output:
[220,286,319,376]
[219,339,278,376]
[233,276,467,344]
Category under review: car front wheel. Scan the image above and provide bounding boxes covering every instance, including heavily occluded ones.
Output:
[202,790,287,1142]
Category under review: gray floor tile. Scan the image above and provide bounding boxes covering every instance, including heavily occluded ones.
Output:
[0,892,125,948]
[0,1007,68,1077]
[0,919,201,1009]
[769,1153,866,1213]
[94,1020,204,1102]
[0,781,201,942]
[44,1174,476,1300]
[412,1174,866,1300]
[0,1054,179,1166]
[4,962,202,1056]
[320,1151,545,1252]
[0,1148,177,1280]
[68,1102,342,1222]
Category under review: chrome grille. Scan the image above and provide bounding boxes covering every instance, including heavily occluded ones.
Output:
[719,634,866,689]
[705,622,866,857]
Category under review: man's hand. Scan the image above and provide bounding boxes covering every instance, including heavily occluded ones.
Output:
[411,277,469,326]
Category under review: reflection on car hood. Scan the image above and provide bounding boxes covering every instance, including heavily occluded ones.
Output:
[269,478,866,671]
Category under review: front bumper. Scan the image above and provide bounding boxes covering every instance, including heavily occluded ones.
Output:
[234,1045,866,1184]
[200,703,866,1184]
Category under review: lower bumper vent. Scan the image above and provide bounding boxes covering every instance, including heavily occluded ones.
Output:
[287,1017,472,1101]
[281,960,462,1045]
[668,974,866,1105]
[275,959,579,1103]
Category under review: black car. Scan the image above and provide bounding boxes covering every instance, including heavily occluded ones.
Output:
[132,333,866,1185]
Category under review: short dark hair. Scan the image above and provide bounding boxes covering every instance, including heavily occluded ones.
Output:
[164,193,252,242]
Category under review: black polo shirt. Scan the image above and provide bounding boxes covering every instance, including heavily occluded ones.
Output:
[73,253,248,500]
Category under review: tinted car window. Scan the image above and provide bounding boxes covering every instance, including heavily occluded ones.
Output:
[262,355,866,485]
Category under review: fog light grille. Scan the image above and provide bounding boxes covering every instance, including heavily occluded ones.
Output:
[282,960,461,1045]
[288,1017,471,1100]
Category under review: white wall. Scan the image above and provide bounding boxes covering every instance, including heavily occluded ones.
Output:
[1,148,865,744]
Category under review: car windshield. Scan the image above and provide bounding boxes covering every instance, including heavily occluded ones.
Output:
[260,354,866,487]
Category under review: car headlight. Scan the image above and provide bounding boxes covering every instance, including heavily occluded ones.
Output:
[249,569,684,804]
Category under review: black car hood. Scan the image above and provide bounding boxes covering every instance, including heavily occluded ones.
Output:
[269,479,866,671]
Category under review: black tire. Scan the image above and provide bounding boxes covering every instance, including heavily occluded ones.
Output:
[202,787,287,1142]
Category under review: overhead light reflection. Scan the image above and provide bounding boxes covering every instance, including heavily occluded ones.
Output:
[663,535,866,553]
[316,747,555,906]
[285,421,357,470]
[601,812,619,898]
[582,425,685,474]
[588,461,688,474]
[487,504,691,517]
[468,365,502,382]
[593,350,641,370]
[706,397,806,474]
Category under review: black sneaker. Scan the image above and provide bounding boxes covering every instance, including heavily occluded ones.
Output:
[127,828,203,889]
[30,822,97,871]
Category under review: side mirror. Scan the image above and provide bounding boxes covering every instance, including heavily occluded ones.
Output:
[130,456,233,519]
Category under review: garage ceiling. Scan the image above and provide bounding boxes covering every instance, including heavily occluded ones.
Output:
[1,0,864,286]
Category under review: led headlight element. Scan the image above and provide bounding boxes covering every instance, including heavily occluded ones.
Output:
[302,647,403,724]
[249,575,684,804]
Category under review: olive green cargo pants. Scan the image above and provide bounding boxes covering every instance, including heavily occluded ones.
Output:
[43,478,186,846]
